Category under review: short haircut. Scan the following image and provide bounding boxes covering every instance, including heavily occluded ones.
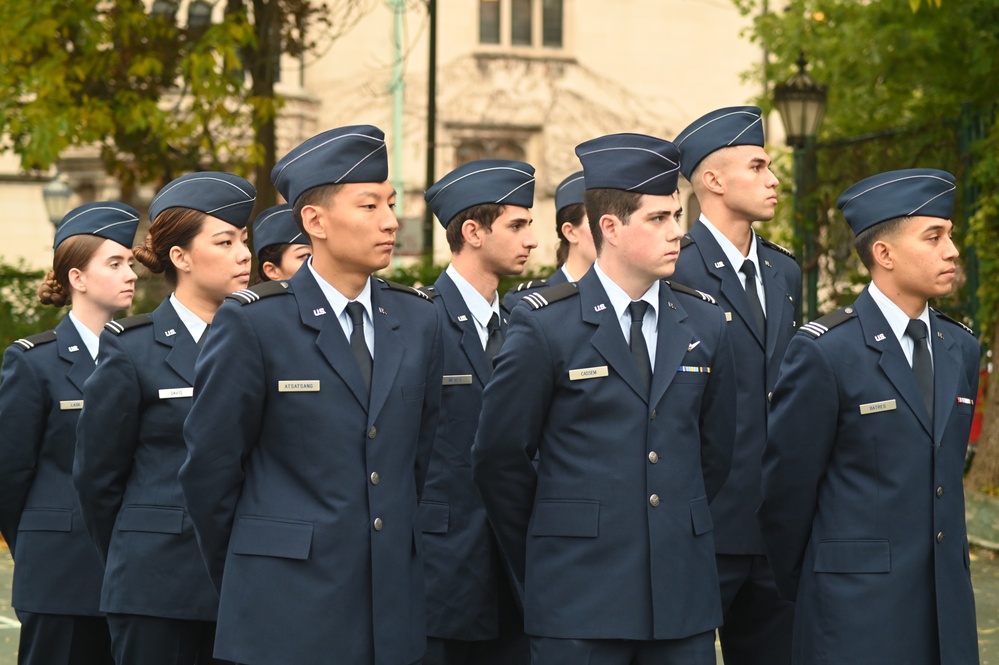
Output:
[583,188,643,254]
[444,203,505,253]
[854,216,909,270]
[292,183,346,232]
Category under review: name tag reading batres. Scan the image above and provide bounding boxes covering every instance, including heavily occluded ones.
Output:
[278,381,321,392]
[569,366,609,381]
[859,399,897,415]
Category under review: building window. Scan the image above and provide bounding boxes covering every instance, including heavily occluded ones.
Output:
[479,0,564,49]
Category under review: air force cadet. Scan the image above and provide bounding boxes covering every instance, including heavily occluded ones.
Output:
[74,172,255,665]
[180,125,443,665]
[759,169,980,665]
[472,133,737,665]
[672,106,800,664]
[0,202,140,665]
[252,203,311,282]
[420,159,537,665]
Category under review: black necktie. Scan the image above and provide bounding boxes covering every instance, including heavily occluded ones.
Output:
[346,302,372,393]
[484,312,504,366]
[628,301,652,394]
[906,319,934,421]
[197,324,210,349]
[740,259,766,341]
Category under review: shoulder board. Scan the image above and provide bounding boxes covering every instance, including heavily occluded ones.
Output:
[664,280,717,305]
[522,282,579,310]
[931,308,976,337]
[513,279,549,293]
[680,234,694,249]
[12,329,57,351]
[228,280,291,305]
[104,314,153,335]
[378,279,433,302]
[758,236,795,260]
[417,285,439,299]
[798,307,854,339]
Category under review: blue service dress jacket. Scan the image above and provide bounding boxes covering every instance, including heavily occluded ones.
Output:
[179,267,443,665]
[419,271,514,640]
[471,269,737,640]
[73,297,219,621]
[0,317,106,615]
[759,288,980,665]
[672,222,801,554]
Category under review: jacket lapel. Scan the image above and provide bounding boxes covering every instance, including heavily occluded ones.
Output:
[56,317,94,392]
[153,300,198,386]
[649,284,693,409]
[760,244,789,363]
[579,271,648,403]
[435,273,493,385]
[929,315,960,445]
[367,280,403,423]
[855,290,932,435]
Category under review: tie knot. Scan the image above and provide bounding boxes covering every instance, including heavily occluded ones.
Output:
[740,259,757,279]
[905,318,928,342]
[346,301,366,326]
[628,301,649,323]
[487,312,501,333]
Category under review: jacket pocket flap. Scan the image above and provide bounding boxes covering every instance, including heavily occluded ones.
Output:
[689,496,713,535]
[231,516,313,560]
[418,501,449,534]
[19,508,72,532]
[117,506,184,534]
[813,539,890,573]
[531,500,599,538]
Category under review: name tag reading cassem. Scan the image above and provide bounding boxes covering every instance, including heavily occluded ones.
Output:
[569,366,609,381]
[442,375,473,385]
[59,400,84,410]
[859,399,896,415]
[159,387,194,399]
[278,381,320,392]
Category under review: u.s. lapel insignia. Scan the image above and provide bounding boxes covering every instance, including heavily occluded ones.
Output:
[164,329,176,337]
[594,304,606,312]
[503,318,508,325]
[68,345,79,352]
[714,261,725,268]
[313,307,326,316]
[457,314,469,322]
[379,307,387,315]
[874,333,886,342]
[765,260,773,268]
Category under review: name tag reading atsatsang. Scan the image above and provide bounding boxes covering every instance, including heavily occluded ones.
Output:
[278,381,320,392]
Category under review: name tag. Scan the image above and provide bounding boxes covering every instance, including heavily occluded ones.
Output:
[159,387,194,399]
[859,399,896,415]
[569,366,608,381]
[442,375,473,385]
[59,400,84,410]
[278,381,321,392]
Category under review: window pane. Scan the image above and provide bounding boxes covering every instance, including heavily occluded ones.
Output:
[494,141,525,162]
[511,0,532,46]
[542,0,562,48]
[479,0,500,44]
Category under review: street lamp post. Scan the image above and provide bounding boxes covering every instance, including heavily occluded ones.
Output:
[775,53,827,322]
[42,173,73,230]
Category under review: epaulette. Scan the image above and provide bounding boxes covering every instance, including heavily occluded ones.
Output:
[759,236,795,260]
[931,308,976,337]
[664,280,717,305]
[12,330,57,351]
[228,280,291,305]
[513,279,549,293]
[680,234,694,249]
[378,278,434,302]
[522,282,579,310]
[104,314,153,335]
[417,285,439,299]
[798,307,854,339]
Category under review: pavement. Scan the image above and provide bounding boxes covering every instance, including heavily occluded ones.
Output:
[0,541,997,664]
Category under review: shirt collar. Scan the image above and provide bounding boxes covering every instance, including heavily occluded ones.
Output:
[446,263,499,328]
[307,257,373,321]
[67,311,100,360]
[169,293,209,341]
[699,215,761,282]
[560,265,577,282]
[868,281,930,344]
[592,260,659,323]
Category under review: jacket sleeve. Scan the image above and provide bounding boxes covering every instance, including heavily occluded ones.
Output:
[415,306,444,500]
[699,310,737,503]
[74,331,141,562]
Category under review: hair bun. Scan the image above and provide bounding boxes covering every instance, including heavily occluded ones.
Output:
[37,271,69,307]
[134,239,165,274]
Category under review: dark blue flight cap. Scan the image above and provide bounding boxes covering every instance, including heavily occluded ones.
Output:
[555,171,585,214]
[574,133,681,196]
[149,172,256,228]
[425,159,536,228]
[271,125,389,206]
[674,106,765,181]
[53,201,141,250]
[836,169,957,236]
[252,203,309,256]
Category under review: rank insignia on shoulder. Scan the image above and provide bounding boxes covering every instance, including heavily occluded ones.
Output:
[514,279,549,293]
[798,307,854,339]
[379,279,434,301]
[759,236,795,259]
[13,329,57,350]
[417,285,437,298]
[931,308,975,337]
[522,282,579,310]
[229,280,291,305]
[105,314,153,335]
[665,280,717,305]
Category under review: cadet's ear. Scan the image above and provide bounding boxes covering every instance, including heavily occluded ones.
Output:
[300,204,326,241]
[461,219,485,249]
[871,238,894,271]
[598,213,622,248]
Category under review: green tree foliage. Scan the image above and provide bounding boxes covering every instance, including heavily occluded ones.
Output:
[0,262,65,348]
